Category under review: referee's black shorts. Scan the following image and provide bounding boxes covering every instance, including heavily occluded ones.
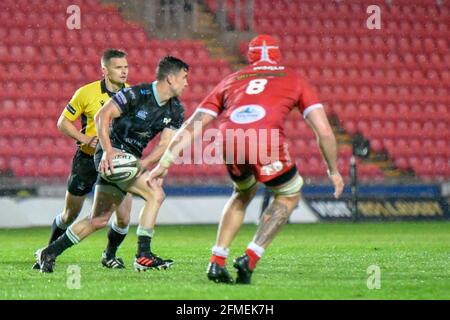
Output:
[67,148,98,196]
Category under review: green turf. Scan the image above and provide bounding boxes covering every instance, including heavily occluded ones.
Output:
[0,222,449,300]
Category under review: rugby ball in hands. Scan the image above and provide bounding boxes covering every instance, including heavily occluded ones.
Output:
[101,152,140,183]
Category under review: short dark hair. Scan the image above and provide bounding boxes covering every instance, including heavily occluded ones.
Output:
[101,49,127,66]
[156,56,189,80]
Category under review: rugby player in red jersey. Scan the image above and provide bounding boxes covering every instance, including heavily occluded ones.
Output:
[150,35,344,284]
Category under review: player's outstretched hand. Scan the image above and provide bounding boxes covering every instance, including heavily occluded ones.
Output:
[147,163,168,187]
[146,174,165,199]
[328,172,344,199]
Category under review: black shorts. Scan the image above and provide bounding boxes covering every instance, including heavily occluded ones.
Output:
[67,149,98,196]
[227,164,298,187]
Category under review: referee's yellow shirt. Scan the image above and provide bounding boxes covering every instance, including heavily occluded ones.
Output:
[62,79,128,155]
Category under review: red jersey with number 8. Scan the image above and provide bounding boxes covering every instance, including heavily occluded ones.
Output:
[197,60,323,182]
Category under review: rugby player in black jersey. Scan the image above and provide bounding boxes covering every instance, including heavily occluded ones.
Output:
[33,49,132,271]
[36,56,188,273]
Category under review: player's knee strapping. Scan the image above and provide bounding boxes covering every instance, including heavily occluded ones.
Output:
[233,175,257,192]
[269,174,303,197]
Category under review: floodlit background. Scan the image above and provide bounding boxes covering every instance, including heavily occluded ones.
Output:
[0,0,449,300]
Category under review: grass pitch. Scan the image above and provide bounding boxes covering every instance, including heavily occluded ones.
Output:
[0,222,449,300]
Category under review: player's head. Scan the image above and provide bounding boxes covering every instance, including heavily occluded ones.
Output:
[156,56,189,97]
[247,34,281,64]
[101,49,129,85]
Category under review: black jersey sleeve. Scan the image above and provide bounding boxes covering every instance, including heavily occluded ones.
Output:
[111,86,142,113]
[168,101,185,130]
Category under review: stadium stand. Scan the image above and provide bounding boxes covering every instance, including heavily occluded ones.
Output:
[205,0,449,181]
[1,0,448,182]
[0,0,232,180]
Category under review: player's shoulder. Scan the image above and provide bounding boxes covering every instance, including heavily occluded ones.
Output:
[126,82,152,94]
[275,65,311,85]
[117,82,152,101]
[76,80,103,94]
[279,64,309,79]
[130,82,150,89]
[268,64,302,78]
[293,71,314,88]
[214,68,241,88]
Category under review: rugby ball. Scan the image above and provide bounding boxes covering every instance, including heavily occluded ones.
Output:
[101,152,140,183]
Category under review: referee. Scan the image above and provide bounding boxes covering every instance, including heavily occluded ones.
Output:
[33,49,133,269]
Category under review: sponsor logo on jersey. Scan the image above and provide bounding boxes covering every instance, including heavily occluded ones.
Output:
[125,137,143,147]
[236,72,286,81]
[260,161,283,176]
[253,65,285,71]
[137,110,147,120]
[140,89,151,95]
[66,104,76,115]
[100,100,105,106]
[136,131,152,138]
[230,105,266,124]
[163,117,172,125]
